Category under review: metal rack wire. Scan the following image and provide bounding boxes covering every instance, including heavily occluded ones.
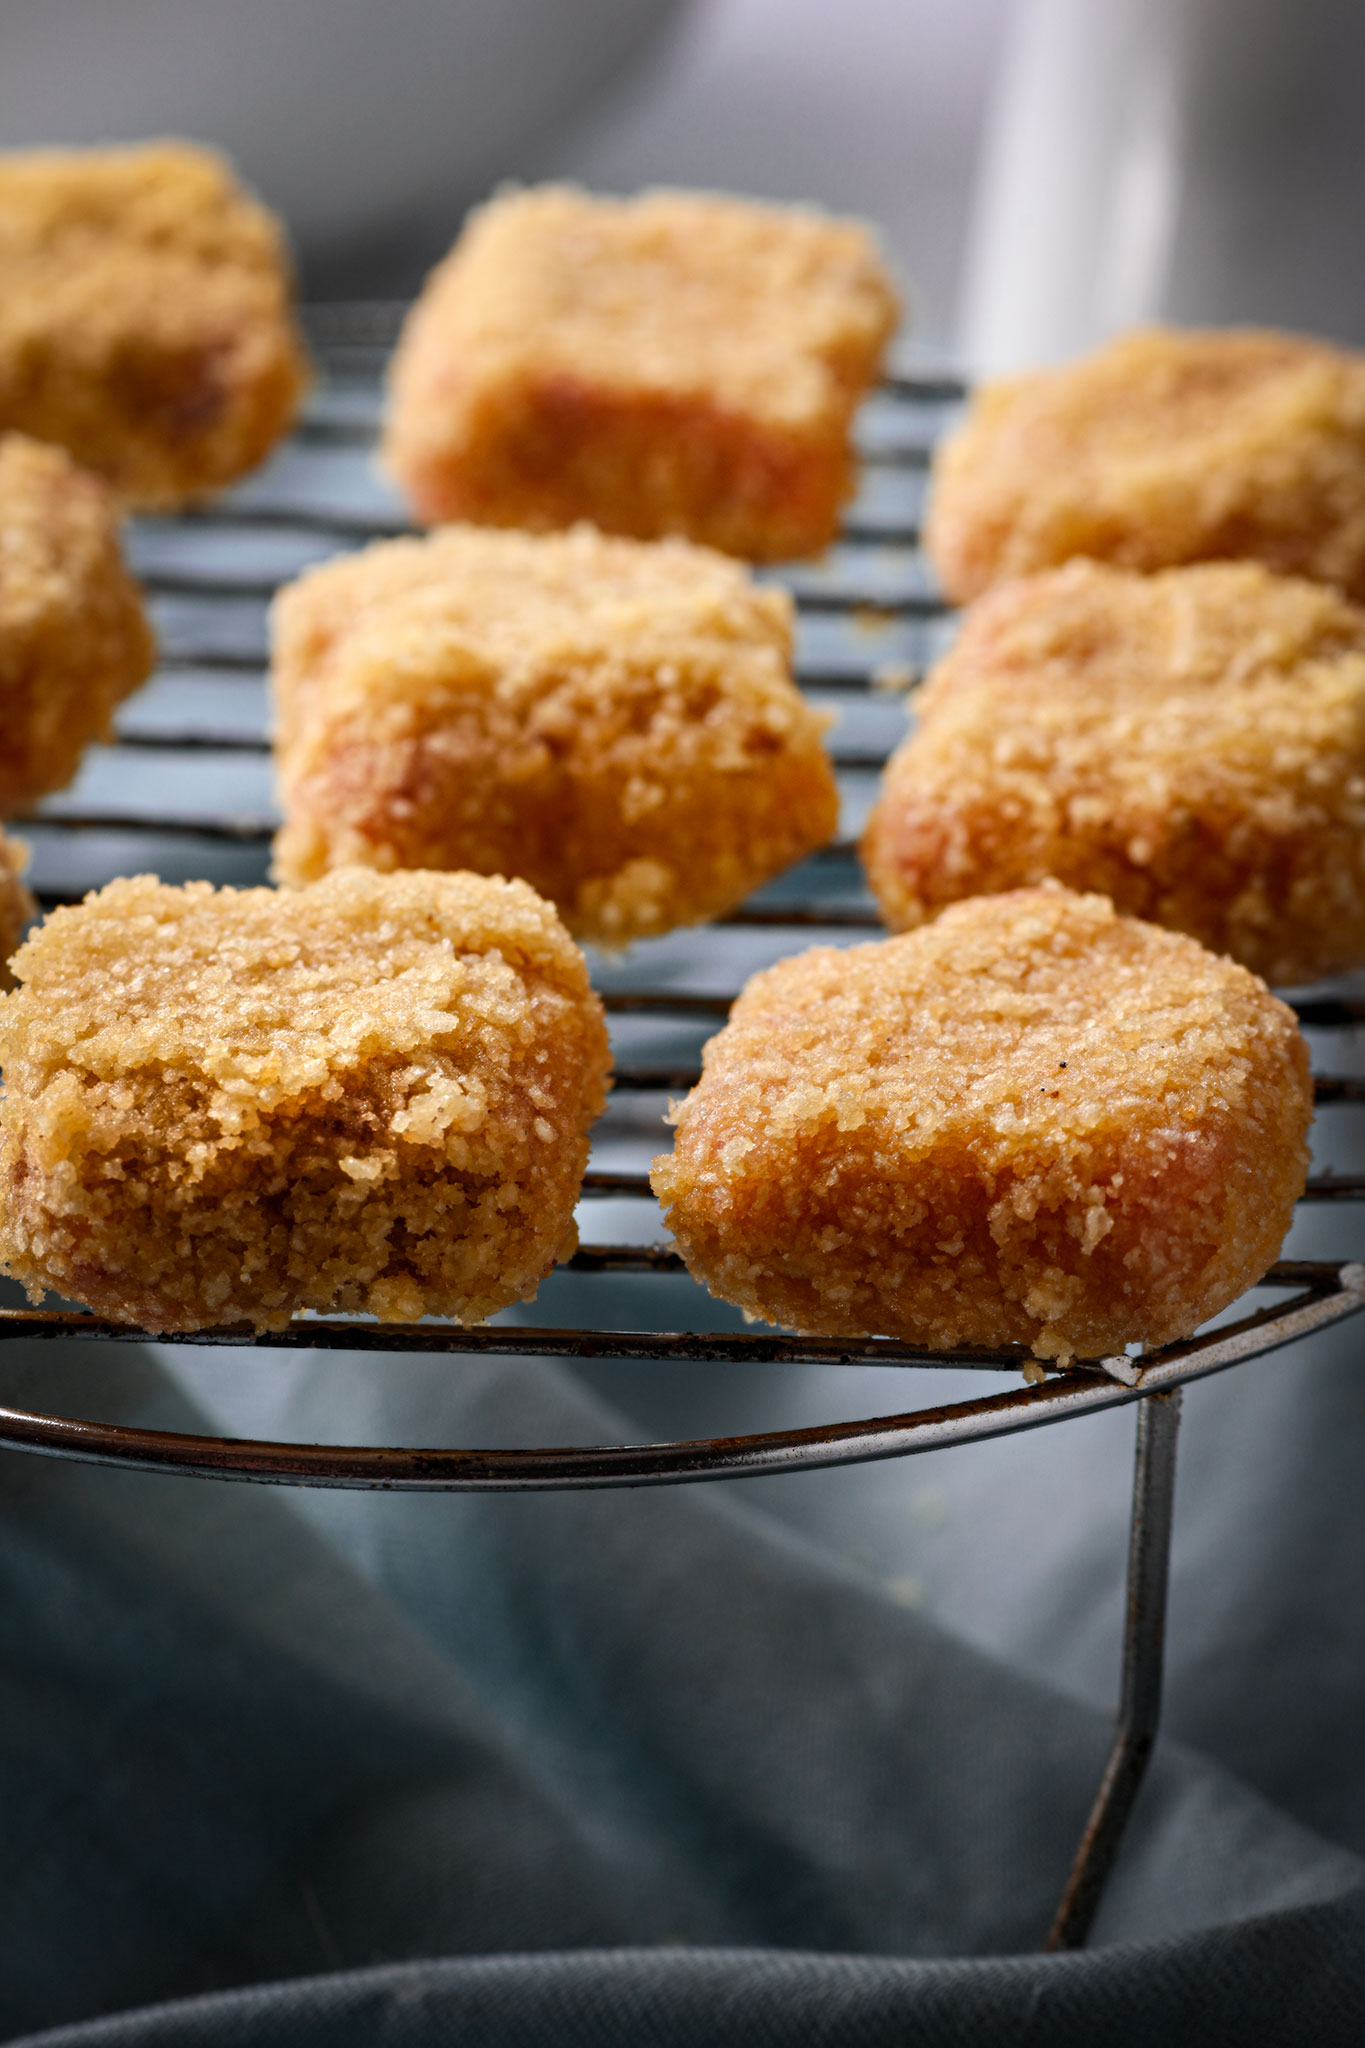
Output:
[4,305,1362,1952]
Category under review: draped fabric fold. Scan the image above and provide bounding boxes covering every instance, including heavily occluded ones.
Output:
[0,1327,1361,2045]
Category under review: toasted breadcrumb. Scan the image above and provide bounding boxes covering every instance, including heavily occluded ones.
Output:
[271,523,839,944]
[927,327,1365,604]
[652,888,1310,1364]
[0,831,33,982]
[0,141,309,508]
[0,434,155,811]
[384,185,900,561]
[862,560,1365,986]
[0,868,611,1333]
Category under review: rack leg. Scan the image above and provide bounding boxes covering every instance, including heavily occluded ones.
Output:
[1045,1386,1183,1951]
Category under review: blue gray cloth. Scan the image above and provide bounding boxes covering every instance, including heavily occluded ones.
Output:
[0,1300,1363,2045]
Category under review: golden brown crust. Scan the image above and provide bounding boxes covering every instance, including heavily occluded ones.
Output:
[0,141,310,508]
[652,888,1310,1364]
[0,868,611,1333]
[0,433,156,811]
[0,830,33,983]
[926,326,1365,604]
[271,523,839,944]
[862,559,1365,985]
[383,185,900,560]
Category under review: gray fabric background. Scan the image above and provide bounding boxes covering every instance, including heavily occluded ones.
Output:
[0,1306,1362,2045]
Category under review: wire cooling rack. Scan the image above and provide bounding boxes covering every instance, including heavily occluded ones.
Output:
[4,302,1364,1947]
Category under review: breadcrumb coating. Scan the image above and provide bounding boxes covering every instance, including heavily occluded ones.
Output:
[862,560,1365,986]
[272,523,839,944]
[0,831,33,983]
[652,888,1310,1365]
[0,140,309,508]
[927,326,1365,604]
[383,185,900,561]
[0,868,610,1333]
[0,433,155,811]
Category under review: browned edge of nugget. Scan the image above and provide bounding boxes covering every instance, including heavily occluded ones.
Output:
[925,326,1365,605]
[861,559,1365,986]
[0,868,611,1333]
[0,828,34,986]
[383,184,901,561]
[0,140,311,508]
[269,523,840,945]
[651,887,1311,1365]
[0,432,156,811]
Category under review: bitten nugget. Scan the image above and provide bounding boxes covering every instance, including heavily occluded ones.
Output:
[271,523,839,944]
[927,327,1365,604]
[0,434,155,811]
[0,831,33,981]
[0,140,309,508]
[862,560,1365,986]
[0,868,611,1333]
[383,185,900,561]
[652,888,1310,1365]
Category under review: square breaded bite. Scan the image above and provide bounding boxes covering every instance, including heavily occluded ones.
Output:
[0,141,310,508]
[383,185,900,561]
[926,326,1365,604]
[271,524,839,945]
[0,869,611,1333]
[0,434,155,812]
[861,559,1365,986]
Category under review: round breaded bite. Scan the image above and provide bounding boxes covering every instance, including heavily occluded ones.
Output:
[0,829,33,982]
[862,560,1365,986]
[0,141,310,509]
[0,868,611,1334]
[926,327,1365,605]
[652,888,1311,1366]
[0,434,155,813]
[271,523,839,945]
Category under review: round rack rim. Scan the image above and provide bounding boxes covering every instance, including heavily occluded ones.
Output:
[0,1270,1359,1492]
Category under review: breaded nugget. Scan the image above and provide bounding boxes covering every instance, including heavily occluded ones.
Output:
[0,868,610,1333]
[383,185,900,561]
[862,560,1365,986]
[0,433,155,812]
[0,831,33,981]
[927,326,1365,604]
[0,141,309,508]
[271,523,839,944]
[652,888,1310,1365]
